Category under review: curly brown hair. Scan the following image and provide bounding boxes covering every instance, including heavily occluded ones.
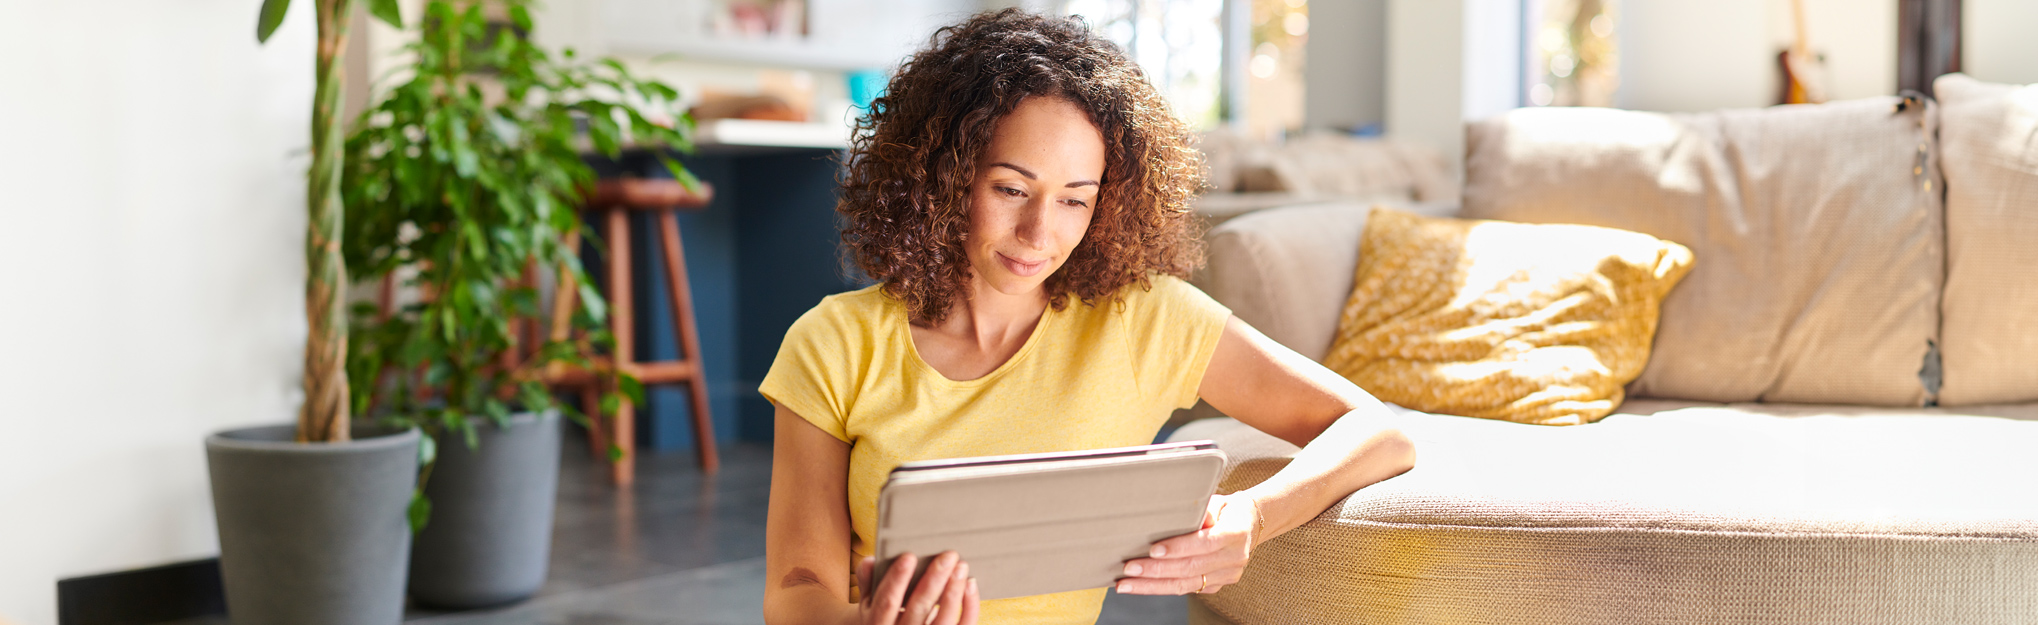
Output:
[838,8,1206,326]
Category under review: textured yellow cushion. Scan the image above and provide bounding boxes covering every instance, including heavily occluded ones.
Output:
[1321,208,1694,425]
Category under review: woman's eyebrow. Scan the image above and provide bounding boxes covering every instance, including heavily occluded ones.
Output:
[988,161,1037,179]
[989,161,1098,188]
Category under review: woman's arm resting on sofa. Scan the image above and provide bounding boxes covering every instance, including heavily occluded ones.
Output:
[1195,315,1416,544]
[1116,316,1414,595]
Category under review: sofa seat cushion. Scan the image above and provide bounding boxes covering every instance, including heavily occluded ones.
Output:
[1171,402,2038,624]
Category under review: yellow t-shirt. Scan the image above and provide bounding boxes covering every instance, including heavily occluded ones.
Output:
[759,274,1231,624]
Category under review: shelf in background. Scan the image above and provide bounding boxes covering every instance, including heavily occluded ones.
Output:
[607,38,901,71]
[599,0,971,72]
[695,119,850,152]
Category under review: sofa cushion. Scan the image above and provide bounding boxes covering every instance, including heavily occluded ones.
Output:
[1195,201,1460,363]
[1462,98,1943,406]
[1321,208,1693,425]
[1931,74,2038,406]
[1173,402,2038,624]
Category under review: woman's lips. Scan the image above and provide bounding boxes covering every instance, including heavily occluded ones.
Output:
[997,252,1048,277]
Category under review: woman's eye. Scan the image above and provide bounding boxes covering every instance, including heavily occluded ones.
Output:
[1062,198,1089,208]
[996,186,1023,197]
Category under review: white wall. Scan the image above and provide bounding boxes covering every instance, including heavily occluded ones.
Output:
[1386,0,1466,175]
[1619,0,1896,113]
[1965,0,2038,85]
[1305,0,1388,130]
[1779,0,1896,104]
[0,2,315,624]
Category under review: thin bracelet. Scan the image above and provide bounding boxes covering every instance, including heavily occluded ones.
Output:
[1250,496,1267,546]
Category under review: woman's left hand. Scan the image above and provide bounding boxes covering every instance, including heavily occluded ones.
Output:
[1114,493,1259,595]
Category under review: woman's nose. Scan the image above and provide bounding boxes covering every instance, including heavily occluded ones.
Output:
[1013,196,1050,247]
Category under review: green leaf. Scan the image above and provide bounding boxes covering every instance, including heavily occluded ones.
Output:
[484,399,511,429]
[367,0,403,29]
[510,5,534,32]
[255,0,290,43]
[607,444,625,462]
[417,433,437,466]
[559,401,590,428]
[599,392,621,416]
[619,375,645,405]
[451,141,479,178]
[408,490,433,534]
[577,281,607,324]
[660,157,704,194]
[463,221,489,261]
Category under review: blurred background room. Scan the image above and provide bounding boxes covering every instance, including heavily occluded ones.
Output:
[3,0,2037,624]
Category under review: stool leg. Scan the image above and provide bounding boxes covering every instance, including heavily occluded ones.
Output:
[610,398,635,485]
[605,207,636,486]
[656,211,720,474]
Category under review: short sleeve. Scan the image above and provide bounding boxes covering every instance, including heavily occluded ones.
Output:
[758,298,865,443]
[1122,275,1233,409]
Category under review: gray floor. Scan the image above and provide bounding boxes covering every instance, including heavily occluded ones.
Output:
[169,432,1185,624]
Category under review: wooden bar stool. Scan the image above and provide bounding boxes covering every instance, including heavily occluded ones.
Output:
[549,177,720,484]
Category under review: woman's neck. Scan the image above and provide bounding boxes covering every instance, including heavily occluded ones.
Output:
[936,275,1049,354]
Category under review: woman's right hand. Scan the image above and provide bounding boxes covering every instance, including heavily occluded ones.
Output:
[855,551,980,625]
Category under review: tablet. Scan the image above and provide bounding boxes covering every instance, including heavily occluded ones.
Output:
[872,440,1227,601]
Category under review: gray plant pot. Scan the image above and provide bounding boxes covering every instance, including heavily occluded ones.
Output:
[206,424,420,625]
[408,410,562,609]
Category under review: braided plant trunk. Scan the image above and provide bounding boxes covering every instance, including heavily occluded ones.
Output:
[298,0,353,443]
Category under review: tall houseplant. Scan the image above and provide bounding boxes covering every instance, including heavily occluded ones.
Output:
[340,0,697,607]
[202,2,419,624]
[262,0,402,443]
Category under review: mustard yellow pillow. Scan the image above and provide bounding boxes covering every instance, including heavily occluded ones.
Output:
[1322,208,1695,425]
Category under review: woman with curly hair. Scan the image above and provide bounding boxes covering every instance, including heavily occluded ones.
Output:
[760,9,1415,624]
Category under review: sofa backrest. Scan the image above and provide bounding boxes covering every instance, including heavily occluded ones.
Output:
[1197,202,1377,362]
[1932,74,2038,406]
[1196,201,1459,362]
[1461,97,1943,407]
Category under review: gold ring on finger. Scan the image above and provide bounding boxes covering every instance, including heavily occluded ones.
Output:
[1198,574,1207,593]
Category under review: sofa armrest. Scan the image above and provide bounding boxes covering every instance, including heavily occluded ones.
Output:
[1195,200,1456,362]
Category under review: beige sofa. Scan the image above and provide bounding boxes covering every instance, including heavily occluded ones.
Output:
[1192,129,1458,227]
[1175,75,2038,624]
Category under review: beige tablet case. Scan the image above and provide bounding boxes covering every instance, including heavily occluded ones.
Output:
[873,441,1227,601]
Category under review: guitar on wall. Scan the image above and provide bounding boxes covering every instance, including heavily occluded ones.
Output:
[1778,0,1830,104]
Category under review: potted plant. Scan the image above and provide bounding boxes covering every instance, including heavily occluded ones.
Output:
[340,0,697,609]
[205,1,418,625]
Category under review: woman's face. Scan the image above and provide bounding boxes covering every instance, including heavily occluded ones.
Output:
[964,96,1105,299]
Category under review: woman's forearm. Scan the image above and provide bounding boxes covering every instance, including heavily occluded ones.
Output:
[1235,405,1416,545]
[763,585,859,625]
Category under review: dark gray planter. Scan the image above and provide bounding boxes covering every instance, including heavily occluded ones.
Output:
[206,424,420,625]
[408,410,562,609]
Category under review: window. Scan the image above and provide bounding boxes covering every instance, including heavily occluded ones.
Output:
[1244,0,1307,136]
[1064,0,1241,131]
[1526,0,1619,107]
